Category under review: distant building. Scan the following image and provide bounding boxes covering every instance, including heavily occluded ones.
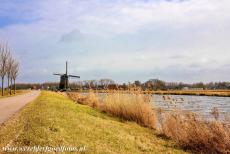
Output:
[182,87,204,90]
[182,87,189,90]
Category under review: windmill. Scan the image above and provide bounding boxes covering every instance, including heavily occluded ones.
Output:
[53,61,80,91]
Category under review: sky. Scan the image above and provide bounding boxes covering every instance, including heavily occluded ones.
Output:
[0,0,230,83]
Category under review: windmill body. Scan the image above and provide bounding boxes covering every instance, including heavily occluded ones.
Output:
[53,62,80,91]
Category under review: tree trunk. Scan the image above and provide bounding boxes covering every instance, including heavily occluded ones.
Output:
[7,76,10,95]
[14,79,16,94]
[1,77,4,96]
[10,78,12,95]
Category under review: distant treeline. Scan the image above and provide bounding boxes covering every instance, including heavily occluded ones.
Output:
[16,79,230,90]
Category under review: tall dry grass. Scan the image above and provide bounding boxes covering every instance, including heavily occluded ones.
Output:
[67,91,230,153]
[159,111,230,153]
[76,89,230,97]
[67,92,157,129]
[101,93,156,128]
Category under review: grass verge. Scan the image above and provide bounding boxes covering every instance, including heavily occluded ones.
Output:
[0,90,30,98]
[0,91,186,154]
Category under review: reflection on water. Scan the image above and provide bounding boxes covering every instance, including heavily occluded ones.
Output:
[153,94,230,120]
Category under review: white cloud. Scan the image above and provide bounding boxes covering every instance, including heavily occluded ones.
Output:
[0,0,230,83]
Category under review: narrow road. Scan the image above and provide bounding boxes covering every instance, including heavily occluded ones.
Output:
[0,90,40,124]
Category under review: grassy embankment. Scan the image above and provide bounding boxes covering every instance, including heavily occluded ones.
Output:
[68,91,230,154]
[0,91,185,154]
[0,90,29,98]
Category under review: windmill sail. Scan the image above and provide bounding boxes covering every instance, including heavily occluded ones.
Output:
[53,61,80,91]
[68,75,80,78]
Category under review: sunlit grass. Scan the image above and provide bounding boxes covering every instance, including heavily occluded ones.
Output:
[0,91,186,154]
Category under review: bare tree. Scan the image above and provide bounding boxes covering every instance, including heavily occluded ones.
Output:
[75,81,83,90]
[99,79,115,90]
[83,80,93,89]
[6,55,14,95]
[11,59,19,94]
[0,42,10,96]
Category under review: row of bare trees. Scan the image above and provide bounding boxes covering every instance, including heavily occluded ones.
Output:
[69,79,116,90]
[0,41,19,96]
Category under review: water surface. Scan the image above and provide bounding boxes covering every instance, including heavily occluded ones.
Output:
[153,94,230,120]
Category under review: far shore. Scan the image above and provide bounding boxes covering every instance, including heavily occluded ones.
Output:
[72,89,230,97]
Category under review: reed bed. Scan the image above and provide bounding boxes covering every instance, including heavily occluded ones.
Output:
[74,89,230,97]
[67,91,230,153]
[67,91,157,129]
[159,110,230,153]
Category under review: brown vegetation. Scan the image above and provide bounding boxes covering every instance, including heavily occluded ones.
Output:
[70,89,230,97]
[67,91,157,129]
[150,90,230,97]
[159,110,230,153]
[67,91,230,154]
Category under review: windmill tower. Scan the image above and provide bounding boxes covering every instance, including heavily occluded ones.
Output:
[53,61,80,91]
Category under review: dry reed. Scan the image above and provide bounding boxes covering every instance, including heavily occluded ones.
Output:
[67,91,230,153]
[67,91,157,129]
[159,111,230,153]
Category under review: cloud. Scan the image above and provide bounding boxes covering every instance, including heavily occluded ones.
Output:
[169,55,185,59]
[0,0,230,83]
[60,29,84,43]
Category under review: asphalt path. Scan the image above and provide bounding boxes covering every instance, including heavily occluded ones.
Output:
[0,90,40,124]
